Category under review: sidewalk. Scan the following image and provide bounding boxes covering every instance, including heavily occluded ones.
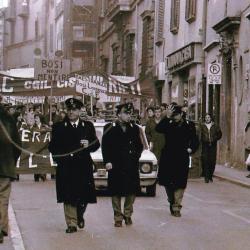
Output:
[214,164,250,188]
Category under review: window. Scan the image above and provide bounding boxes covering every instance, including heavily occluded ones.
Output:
[73,25,86,40]
[112,45,119,74]
[35,18,39,40]
[185,0,196,23]
[125,34,135,76]
[23,18,28,41]
[156,0,165,44]
[170,0,180,34]
[10,22,15,44]
[141,16,152,75]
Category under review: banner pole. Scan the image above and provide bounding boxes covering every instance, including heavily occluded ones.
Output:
[49,81,53,124]
[90,95,93,116]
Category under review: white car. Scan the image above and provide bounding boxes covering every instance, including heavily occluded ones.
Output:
[90,123,158,196]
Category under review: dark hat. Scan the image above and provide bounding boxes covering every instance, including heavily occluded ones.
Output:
[171,105,183,116]
[116,102,134,115]
[65,98,83,110]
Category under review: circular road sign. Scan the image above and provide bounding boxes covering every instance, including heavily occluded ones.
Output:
[209,63,221,75]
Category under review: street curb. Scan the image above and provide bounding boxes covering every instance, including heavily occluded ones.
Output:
[214,174,250,189]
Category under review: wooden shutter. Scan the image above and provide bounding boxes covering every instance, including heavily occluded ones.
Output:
[170,0,180,34]
[185,0,196,23]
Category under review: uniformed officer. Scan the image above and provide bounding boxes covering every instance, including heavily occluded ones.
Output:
[102,103,143,227]
[48,98,100,233]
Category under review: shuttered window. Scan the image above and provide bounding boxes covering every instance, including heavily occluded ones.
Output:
[156,0,165,44]
[185,0,196,23]
[170,0,180,34]
[141,16,151,75]
[112,45,119,75]
[125,34,135,76]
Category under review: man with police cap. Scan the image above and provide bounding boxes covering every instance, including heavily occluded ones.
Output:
[49,98,100,233]
[102,103,143,227]
[156,104,199,217]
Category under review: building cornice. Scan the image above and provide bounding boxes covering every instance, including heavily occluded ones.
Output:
[203,40,220,52]
[212,16,241,33]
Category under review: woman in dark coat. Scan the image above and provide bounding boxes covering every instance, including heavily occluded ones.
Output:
[155,105,199,217]
[48,98,100,233]
[200,113,222,183]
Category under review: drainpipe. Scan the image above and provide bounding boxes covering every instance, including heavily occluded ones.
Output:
[201,0,208,114]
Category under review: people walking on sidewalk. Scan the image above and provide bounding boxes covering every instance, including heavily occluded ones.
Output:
[200,113,222,183]
[156,105,199,217]
[0,99,22,244]
[145,105,165,161]
[49,98,100,233]
[102,103,143,227]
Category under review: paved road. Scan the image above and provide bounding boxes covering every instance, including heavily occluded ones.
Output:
[4,176,250,250]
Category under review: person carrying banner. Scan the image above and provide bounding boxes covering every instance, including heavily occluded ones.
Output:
[0,99,21,243]
[48,98,100,233]
[102,103,143,227]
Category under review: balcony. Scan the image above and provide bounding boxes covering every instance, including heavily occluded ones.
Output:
[106,0,132,22]
[5,6,16,22]
[18,4,29,18]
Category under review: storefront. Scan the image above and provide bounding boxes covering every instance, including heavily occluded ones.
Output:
[165,42,203,121]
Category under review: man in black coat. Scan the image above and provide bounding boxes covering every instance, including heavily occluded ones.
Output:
[48,98,100,233]
[156,105,199,217]
[102,103,143,227]
[0,101,21,243]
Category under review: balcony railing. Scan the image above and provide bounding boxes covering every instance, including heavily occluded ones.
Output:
[107,0,132,21]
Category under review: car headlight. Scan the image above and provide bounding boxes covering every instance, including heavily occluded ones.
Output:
[140,163,152,174]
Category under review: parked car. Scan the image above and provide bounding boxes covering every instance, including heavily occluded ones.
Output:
[91,122,158,196]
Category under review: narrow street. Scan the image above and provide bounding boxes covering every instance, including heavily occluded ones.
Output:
[5,176,250,250]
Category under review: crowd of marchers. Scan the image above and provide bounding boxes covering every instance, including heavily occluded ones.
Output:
[0,94,225,243]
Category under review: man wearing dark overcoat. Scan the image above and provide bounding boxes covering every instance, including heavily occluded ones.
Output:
[0,101,21,243]
[156,105,199,217]
[48,98,100,233]
[102,103,143,227]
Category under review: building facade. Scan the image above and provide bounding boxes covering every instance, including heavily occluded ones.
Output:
[3,0,99,72]
[204,0,250,168]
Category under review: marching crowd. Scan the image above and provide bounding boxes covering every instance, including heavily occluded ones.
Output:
[0,94,225,242]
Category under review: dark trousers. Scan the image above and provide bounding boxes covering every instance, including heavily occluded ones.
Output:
[202,144,217,180]
[0,178,11,234]
[112,195,136,222]
[164,186,185,212]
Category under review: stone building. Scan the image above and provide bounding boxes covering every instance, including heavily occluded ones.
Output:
[204,0,250,168]
[3,0,99,72]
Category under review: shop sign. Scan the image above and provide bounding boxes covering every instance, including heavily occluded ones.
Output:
[167,44,194,71]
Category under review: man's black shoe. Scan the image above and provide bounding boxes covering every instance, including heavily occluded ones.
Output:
[0,231,3,243]
[124,217,132,225]
[205,178,209,183]
[2,230,8,237]
[172,211,181,217]
[65,226,77,233]
[246,174,250,178]
[77,218,85,229]
[114,221,122,227]
[170,205,174,215]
